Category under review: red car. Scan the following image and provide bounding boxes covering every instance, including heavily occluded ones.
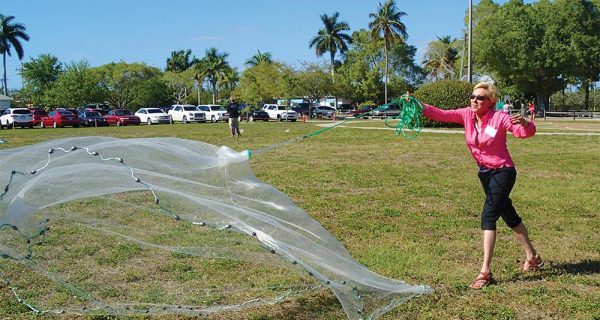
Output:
[40,109,81,128]
[347,106,375,119]
[104,109,141,126]
[29,108,48,126]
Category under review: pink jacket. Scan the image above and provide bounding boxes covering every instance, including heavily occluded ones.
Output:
[423,104,536,169]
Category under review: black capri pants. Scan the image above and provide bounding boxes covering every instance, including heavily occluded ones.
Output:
[478,166,522,230]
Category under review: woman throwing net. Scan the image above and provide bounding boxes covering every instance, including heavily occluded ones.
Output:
[415,82,543,289]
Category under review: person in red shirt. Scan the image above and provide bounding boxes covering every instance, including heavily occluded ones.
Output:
[421,82,543,289]
[528,102,536,123]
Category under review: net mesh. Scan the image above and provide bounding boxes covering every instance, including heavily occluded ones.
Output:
[0,136,432,319]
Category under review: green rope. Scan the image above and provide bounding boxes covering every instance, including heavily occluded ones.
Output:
[253,96,425,155]
[383,94,424,139]
[305,95,425,139]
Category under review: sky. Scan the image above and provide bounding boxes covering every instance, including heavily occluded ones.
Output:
[0,0,511,91]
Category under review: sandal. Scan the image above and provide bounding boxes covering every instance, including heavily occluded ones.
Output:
[469,272,493,289]
[523,255,543,271]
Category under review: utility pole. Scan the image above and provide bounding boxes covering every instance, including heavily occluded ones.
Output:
[468,0,473,83]
[460,32,466,80]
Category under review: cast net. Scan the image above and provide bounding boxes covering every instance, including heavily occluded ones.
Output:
[0,136,432,319]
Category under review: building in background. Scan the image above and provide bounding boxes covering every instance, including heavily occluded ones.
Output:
[0,94,13,110]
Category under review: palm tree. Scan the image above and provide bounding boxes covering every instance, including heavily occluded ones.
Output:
[368,0,407,103]
[192,60,208,105]
[245,50,273,67]
[422,36,460,81]
[166,49,194,72]
[199,47,230,104]
[0,15,29,95]
[220,67,239,92]
[309,12,351,83]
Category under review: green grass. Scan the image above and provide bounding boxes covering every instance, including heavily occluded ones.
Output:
[1,119,599,319]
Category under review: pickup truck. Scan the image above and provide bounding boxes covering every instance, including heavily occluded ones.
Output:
[262,104,297,122]
[168,104,206,123]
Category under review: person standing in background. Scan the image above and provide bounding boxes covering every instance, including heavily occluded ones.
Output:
[503,99,513,114]
[227,97,241,137]
[528,101,536,123]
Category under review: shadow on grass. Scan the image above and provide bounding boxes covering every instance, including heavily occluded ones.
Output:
[550,259,600,275]
[506,259,599,283]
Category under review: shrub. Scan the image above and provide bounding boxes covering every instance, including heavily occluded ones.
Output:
[413,80,473,127]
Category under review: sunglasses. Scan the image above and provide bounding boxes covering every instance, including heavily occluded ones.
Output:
[470,94,489,101]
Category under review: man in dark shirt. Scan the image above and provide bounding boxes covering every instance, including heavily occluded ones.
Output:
[227,97,241,137]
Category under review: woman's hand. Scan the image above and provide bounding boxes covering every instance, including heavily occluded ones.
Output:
[510,113,529,127]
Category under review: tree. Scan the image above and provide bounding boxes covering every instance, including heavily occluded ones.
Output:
[245,50,273,67]
[369,0,407,103]
[0,15,29,95]
[163,69,195,104]
[192,59,208,105]
[309,12,352,83]
[45,60,102,107]
[422,36,460,81]
[387,35,424,89]
[334,30,384,103]
[198,47,231,104]
[166,49,194,72]
[95,62,162,111]
[236,62,292,106]
[219,66,239,99]
[291,62,333,115]
[20,54,62,106]
[553,0,600,110]
[334,29,421,104]
[133,76,171,108]
[472,0,600,111]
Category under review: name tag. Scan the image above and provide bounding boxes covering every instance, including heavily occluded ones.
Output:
[484,125,498,137]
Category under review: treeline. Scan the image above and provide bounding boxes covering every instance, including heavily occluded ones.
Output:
[15,29,424,112]
[8,0,600,111]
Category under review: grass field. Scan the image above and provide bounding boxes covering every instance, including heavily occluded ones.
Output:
[1,118,599,319]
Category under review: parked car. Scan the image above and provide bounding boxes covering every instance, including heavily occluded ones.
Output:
[40,109,81,128]
[168,104,206,123]
[246,109,270,122]
[29,108,48,126]
[160,106,175,113]
[371,103,401,118]
[65,108,79,115]
[291,102,311,116]
[197,104,229,123]
[0,108,34,129]
[104,109,141,126]
[135,108,172,125]
[262,104,297,122]
[346,106,375,119]
[338,104,353,112]
[82,108,108,116]
[78,110,109,127]
[311,106,336,119]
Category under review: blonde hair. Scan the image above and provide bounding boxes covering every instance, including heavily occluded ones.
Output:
[473,82,499,102]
